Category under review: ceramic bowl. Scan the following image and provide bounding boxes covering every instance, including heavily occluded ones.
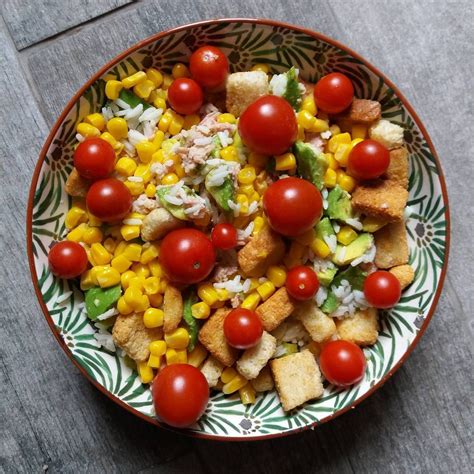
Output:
[27,18,449,440]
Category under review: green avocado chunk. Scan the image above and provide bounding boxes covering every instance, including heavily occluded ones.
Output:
[294,141,328,190]
[85,285,121,320]
[315,217,335,240]
[320,292,338,314]
[332,233,374,266]
[317,267,338,287]
[274,342,299,358]
[283,67,303,110]
[156,184,200,220]
[118,89,151,110]
[205,174,235,212]
[327,185,353,221]
[210,135,222,159]
[183,291,200,352]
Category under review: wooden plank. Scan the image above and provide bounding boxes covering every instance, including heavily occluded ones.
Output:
[0,0,134,50]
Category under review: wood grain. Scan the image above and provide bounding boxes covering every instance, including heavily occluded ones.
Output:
[1,0,473,472]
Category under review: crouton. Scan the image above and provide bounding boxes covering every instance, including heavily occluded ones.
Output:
[198,308,239,367]
[256,287,295,332]
[336,308,378,346]
[271,350,324,411]
[163,285,183,333]
[200,356,224,388]
[226,71,269,117]
[65,168,89,197]
[389,264,415,290]
[250,365,274,392]
[236,331,276,380]
[141,208,184,242]
[385,147,409,188]
[238,226,286,277]
[112,313,163,362]
[369,119,404,149]
[374,220,409,268]
[352,179,408,222]
[348,99,382,123]
[293,301,337,343]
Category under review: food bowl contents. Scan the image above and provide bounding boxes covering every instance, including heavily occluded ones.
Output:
[50,45,415,427]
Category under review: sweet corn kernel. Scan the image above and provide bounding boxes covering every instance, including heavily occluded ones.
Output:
[76,122,100,138]
[105,80,123,100]
[337,173,357,193]
[337,226,358,245]
[158,110,172,132]
[145,183,157,198]
[301,95,317,115]
[89,265,108,285]
[241,292,261,311]
[236,194,249,214]
[137,294,150,312]
[135,141,156,163]
[161,173,179,185]
[217,113,237,124]
[216,288,229,302]
[146,68,163,87]
[251,63,270,73]
[124,286,143,309]
[85,247,98,267]
[164,328,190,350]
[117,296,133,315]
[252,216,266,235]
[326,152,339,170]
[362,216,388,232]
[162,74,173,89]
[183,114,200,129]
[223,374,248,394]
[323,168,337,188]
[172,63,190,78]
[197,284,219,306]
[87,213,102,227]
[191,302,211,319]
[124,180,144,196]
[103,237,117,254]
[239,184,255,197]
[114,240,128,257]
[91,243,111,265]
[153,97,166,111]
[120,225,140,241]
[221,367,238,384]
[65,206,87,229]
[115,157,137,176]
[122,71,147,89]
[188,345,207,368]
[220,145,239,162]
[308,118,329,133]
[139,245,159,265]
[149,340,167,356]
[248,152,268,169]
[352,124,367,139]
[168,112,185,135]
[238,166,257,185]
[297,124,305,140]
[239,383,256,404]
[80,270,95,291]
[131,262,150,279]
[107,117,128,140]
[147,354,161,369]
[120,270,136,289]
[284,241,306,269]
[143,276,159,295]
[96,267,121,288]
[329,124,341,135]
[121,244,141,262]
[137,361,154,384]
[148,260,163,278]
[266,265,287,287]
[133,79,155,100]
[297,109,316,129]
[256,281,276,301]
[334,143,352,167]
[311,237,331,258]
[165,348,187,365]
[111,255,132,273]
[82,227,103,245]
[129,275,145,290]
[143,308,164,328]
[148,293,163,307]
[100,132,120,150]
[84,113,105,131]
[328,132,351,153]
[275,152,297,171]
[134,164,152,184]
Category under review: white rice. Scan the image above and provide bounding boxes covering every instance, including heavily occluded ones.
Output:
[351,243,376,267]
[237,221,254,244]
[246,201,259,216]
[323,234,337,253]
[128,129,147,146]
[322,198,329,210]
[56,291,72,305]
[123,218,143,226]
[194,136,214,146]
[139,107,161,122]
[228,200,241,217]
[101,106,114,121]
[321,130,332,140]
[96,308,119,321]
[269,74,288,96]
[242,279,252,293]
[329,280,369,318]
[94,330,116,352]
[207,167,229,187]
[332,222,341,233]
[163,194,183,206]
[214,274,242,293]
[217,131,233,147]
[315,285,328,307]
[75,133,85,143]
[312,257,335,272]
[127,176,143,182]
[114,98,131,109]
[197,125,210,134]
[345,217,363,231]
[143,121,157,139]
[121,139,135,157]
[321,188,329,199]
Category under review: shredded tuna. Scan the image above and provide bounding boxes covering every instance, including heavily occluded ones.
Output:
[230,294,243,308]
[213,265,239,282]
[132,194,159,214]
[305,133,325,152]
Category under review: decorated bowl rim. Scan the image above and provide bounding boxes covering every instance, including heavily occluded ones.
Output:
[26,17,450,441]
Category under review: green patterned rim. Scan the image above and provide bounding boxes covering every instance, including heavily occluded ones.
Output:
[26,18,450,441]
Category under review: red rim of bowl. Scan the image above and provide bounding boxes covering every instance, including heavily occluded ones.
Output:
[26,17,450,442]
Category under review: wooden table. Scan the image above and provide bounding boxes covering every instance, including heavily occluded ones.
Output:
[1,1,472,472]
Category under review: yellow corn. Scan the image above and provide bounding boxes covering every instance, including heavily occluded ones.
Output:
[337,173,357,193]
[183,114,200,129]
[297,110,316,129]
[220,145,239,162]
[103,237,117,254]
[139,244,158,265]
[328,132,351,153]
[275,152,297,171]
[115,157,137,177]
[148,292,163,307]
[329,124,341,135]
[120,225,140,241]
[197,284,219,306]
[252,216,266,235]
[323,168,338,188]
[107,117,128,140]
[153,97,167,111]
[145,183,156,198]
[337,226,358,245]
[143,308,164,328]
[326,152,339,171]
[217,113,236,124]
[96,267,121,288]
[294,228,316,246]
[239,383,256,405]
[122,71,147,89]
[147,354,161,369]
[129,275,145,291]
[221,367,238,384]
[256,281,276,301]
[172,63,190,78]
[105,80,123,100]
[65,206,87,230]
[91,243,111,265]
[100,132,122,152]
[352,124,367,139]
[111,254,132,273]
[122,244,141,262]
[266,265,287,287]
[251,63,270,73]
[87,213,102,227]
[82,227,103,245]
[216,288,229,302]
[124,286,146,311]
[76,122,100,138]
[117,296,133,315]
[148,260,163,278]
[334,143,352,167]
[131,262,150,279]
[191,302,211,319]
[239,184,255,197]
[133,79,155,100]
[135,141,156,163]
[80,270,95,291]
[238,166,257,184]
[164,328,190,350]
[223,374,248,394]
[310,237,331,258]
[301,95,317,115]
[134,164,152,184]
[120,270,136,289]
[236,194,249,214]
[137,361,154,384]
[168,112,185,135]
[137,294,150,312]
[158,109,173,132]
[241,292,261,311]
[161,173,179,185]
[165,348,180,365]
[188,345,207,368]
[114,240,128,257]
[124,180,144,196]
[149,340,167,357]
[89,265,108,285]
[143,276,160,295]
[146,68,163,87]
[84,113,105,131]
[162,74,173,90]
[308,118,329,133]
[297,124,305,140]
[362,216,388,232]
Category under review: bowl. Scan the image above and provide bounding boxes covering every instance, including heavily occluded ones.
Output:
[27,18,450,440]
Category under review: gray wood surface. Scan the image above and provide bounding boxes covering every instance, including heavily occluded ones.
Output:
[1,1,473,472]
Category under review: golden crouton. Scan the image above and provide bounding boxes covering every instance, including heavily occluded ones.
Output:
[141,208,184,242]
[65,168,89,197]
[238,226,286,277]
[336,308,378,346]
[200,356,224,388]
[112,313,163,362]
[256,287,295,332]
[198,308,239,367]
[348,99,382,123]
[385,147,409,188]
[163,285,183,333]
[271,350,324,411]
[389,264,415,290]
[226,71,269,117]
[352,180,408,222]
[293,301,337,343]
[374,221,409,268]
[236,331,276,380]
[250,365,274,392]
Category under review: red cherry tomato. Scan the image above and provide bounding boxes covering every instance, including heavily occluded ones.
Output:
[189,45,229,89]
[347,139,390,180]
[320,340,366,387]
[263,177,322,236]
[86,178,132,222]
[223,308,263,349]
[48,241,88,279]
[160,229,216,284]
[152,364,209,428]
[73,138,116,180]
[314,72,354,114]
[238,95,298,155]
[363,271,401,308]
[167,78,204,115]
[286,266,320,300]
[211,223,238,250]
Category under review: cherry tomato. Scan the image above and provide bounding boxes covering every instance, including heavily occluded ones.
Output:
[189,45,229,89]
[48,241,88,279]
[286,266,320,300]
[238,95,297,155]
[73,138,116,180]
[320,340,366,387]
[363,270,401,308]
[160,228,216,284]
[152,364,209,428]
[223,308,263,349]
[347,139,390,180]
[263,177,322,236]
[86,178,132,222]
[211,223,238,250]
[314,72,354,114]
[167,78,204,115]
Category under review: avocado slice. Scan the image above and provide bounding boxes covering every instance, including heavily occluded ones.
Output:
[294,141,328,190]
[183,290,201,352]
[210,135,222,159]
[118,89,151,110]
[317,267,338,287]
[327,185,353,222]
[320,292,338,314]
[156,184,200,220]
[332,266,367,291]
[269,67,303,110]
[274,342,299,358]
[85,285,121,320]
[205,174,235,212]
[315,217,335,240]
[332,233,374,266]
